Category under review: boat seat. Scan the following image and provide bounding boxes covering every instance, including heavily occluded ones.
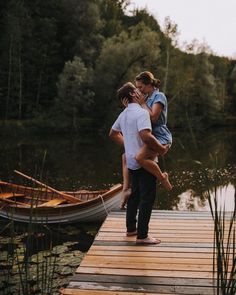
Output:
[0,193,25,199]
[38,198,66,207]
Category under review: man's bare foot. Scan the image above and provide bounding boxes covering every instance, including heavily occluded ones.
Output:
[136,236,161,245]
[120,188,131,209]
[160,172,172,191]
[126,230,137,236]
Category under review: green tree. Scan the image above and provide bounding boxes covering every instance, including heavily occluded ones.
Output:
[162,16,179,93]
[127,8,161,32]
[55,57,94,131]
[227,63,236,115]
[98,0,130,38]
[168,42,222,128]
[0,0,62,119]
[94,22,161,125]
[59,0,103,66]
[0,0,29,120]
[0,0,234,131]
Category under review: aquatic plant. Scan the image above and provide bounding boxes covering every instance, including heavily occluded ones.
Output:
[182,115,235,294]
[202,156,236,295]
[0,220,57,295]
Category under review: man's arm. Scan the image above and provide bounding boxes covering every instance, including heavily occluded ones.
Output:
[139,129,167,155]
[109,128,124,148]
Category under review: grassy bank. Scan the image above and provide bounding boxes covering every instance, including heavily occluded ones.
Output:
[0,118,96,137]
[1,115,236,137]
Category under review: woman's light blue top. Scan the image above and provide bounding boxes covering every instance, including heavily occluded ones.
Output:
[146,89,172,145]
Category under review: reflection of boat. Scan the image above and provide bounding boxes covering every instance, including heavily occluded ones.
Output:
[0,181,122,223]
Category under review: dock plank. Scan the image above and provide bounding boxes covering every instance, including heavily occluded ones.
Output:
[61,210,230,294]
[76,265,214,278]
[60,289,176,295]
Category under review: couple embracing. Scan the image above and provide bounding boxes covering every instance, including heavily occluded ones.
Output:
[109,71,172,245]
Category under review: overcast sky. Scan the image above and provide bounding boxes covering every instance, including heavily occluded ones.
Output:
[129,0,236,58]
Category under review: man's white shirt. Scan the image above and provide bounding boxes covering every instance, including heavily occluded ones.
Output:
[112,103,151,170]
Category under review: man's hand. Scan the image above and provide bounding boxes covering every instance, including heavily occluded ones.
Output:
[130,89,146,106]
[121,98,129,108]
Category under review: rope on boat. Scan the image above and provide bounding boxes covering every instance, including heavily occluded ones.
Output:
[98,194,108,215]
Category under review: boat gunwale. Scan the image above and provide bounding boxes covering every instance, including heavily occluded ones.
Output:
[0,181,122,210]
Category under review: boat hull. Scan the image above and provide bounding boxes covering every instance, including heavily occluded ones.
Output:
[0,182,123,223]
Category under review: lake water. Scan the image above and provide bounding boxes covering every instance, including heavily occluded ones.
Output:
[0,127,235,212]
[0,127,235,294]
[0,129,236,210]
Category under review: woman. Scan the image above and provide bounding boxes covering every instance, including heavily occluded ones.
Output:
[121,71,172,209]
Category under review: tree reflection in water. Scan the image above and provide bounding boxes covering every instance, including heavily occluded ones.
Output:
[0,128,235,294]
[0,128,235,211]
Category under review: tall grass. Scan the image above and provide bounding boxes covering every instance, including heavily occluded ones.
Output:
[185,109,235,294]
[207,191,235,294]
[0,215,59,295]
[202,157,236,295]
[0,152,59,294]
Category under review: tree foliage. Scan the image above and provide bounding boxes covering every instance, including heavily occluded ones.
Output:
[0,0,235,131]
[55,57,94,130]
[94,22,160,122]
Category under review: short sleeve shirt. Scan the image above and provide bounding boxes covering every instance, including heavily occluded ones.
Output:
[112,103,151,170]
[146,90,172,145]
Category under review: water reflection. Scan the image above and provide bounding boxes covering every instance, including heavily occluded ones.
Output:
[0,219,100,294]
[175,184,235,212]
[0,128,236,211]
[0,127,236,294]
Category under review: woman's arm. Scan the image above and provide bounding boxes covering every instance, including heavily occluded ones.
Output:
[141,102,163,124]
[131,90,163,124]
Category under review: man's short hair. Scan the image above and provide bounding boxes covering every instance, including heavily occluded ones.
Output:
[117,82,136,103]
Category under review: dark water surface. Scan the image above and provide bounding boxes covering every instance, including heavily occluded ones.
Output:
[0,127,235,294]
[1,127,235,211]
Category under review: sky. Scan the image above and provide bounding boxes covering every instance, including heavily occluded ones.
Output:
[129,0,236,58]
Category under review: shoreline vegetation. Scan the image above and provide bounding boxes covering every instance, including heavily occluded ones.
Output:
[0,119,96,136]
[0,1,235,293]
[0,1,236,133]
[1,116,236,137]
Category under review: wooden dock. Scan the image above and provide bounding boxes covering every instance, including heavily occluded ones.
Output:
[60,210,225,295]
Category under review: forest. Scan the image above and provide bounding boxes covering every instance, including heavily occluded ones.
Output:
[0,0,236,133]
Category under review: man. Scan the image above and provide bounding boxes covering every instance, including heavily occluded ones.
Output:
[109,82,166,244]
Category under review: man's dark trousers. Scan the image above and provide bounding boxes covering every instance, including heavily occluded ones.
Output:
[126,168,156,239]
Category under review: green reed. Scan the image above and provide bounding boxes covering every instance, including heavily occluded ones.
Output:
[0,209,59,295]
[184,107,235,294]
[201,156,236,295]
[0,151,59,295]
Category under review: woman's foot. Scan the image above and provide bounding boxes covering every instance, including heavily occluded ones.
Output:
[120,188,131,209]
[160,172,172,191]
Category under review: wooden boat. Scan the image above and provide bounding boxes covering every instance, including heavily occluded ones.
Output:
[0,181,122,223]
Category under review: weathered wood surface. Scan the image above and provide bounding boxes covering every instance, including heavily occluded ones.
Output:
[38,198,66,207]
[61,210,233,295]
[0,193,25,199]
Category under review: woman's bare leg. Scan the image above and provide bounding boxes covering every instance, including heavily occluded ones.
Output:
[122,153,130,191]
[136,145,172,191]
[121,153,132,209]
